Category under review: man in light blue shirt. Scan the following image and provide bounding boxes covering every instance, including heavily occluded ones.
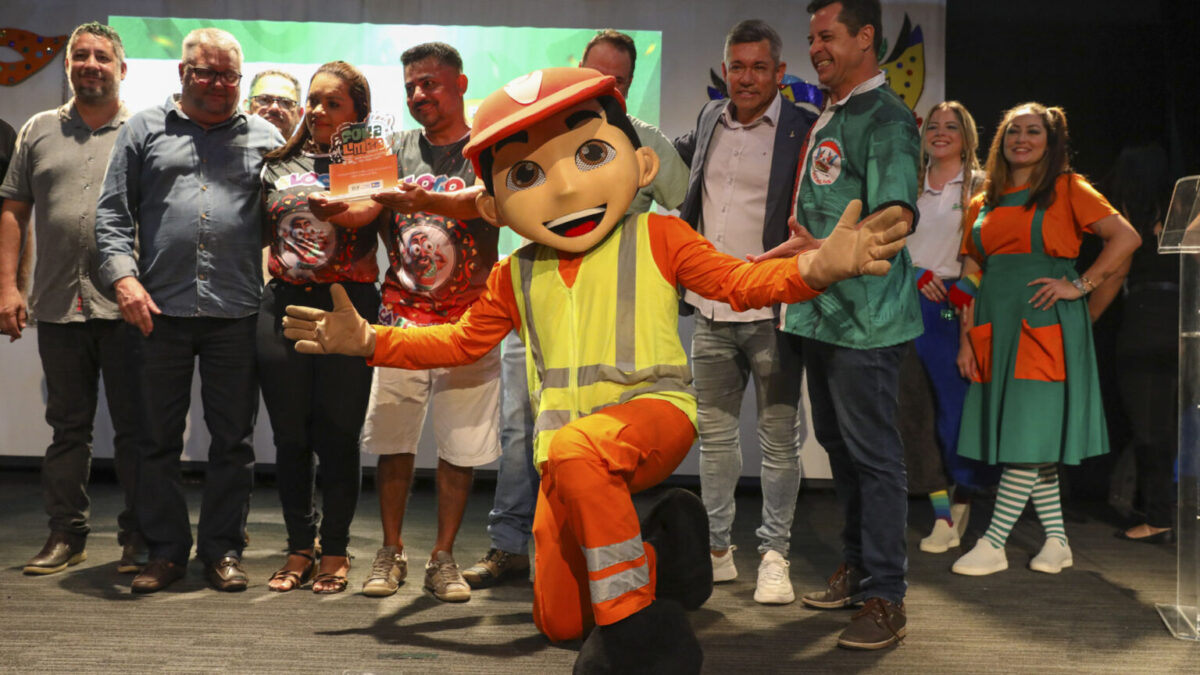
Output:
[96,27,283,594]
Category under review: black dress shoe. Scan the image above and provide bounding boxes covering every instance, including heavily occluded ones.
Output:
[132,559,186,593]
[24,532,87,575]
[1114,528,1175,544]
[206,556,249,592]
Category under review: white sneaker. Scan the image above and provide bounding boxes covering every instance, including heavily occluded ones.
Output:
[711,545,737,583]
[1029,538,1073,574]
[753,550,795,604]
[919,519,960,554]
[951,540,1008,576]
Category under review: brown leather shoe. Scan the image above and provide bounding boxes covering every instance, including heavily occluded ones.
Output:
[837,597,906,649]
[117,532,150,574]
[23,532,87,575]
[206,556,248,592]
[131,559,186,593]
[801,562,866,609]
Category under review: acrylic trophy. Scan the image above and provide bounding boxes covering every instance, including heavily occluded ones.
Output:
[326,112,399,202]
[1156,174,1200,641]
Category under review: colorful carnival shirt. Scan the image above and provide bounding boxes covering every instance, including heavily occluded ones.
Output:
[781,72,923,349]
[263,151,380,284]
[379,130,499,327]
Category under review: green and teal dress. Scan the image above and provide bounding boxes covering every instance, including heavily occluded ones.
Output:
[958,174,1119,465]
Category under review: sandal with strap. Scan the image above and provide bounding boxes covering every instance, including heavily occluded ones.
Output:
[268,551,316,592]
[313,555,351,595]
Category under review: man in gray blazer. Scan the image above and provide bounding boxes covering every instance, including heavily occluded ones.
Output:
[673,18,816,605]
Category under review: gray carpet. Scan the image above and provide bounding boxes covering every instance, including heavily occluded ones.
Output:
[0,468,1194,673]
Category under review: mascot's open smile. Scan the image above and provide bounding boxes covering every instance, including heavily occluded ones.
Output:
[545,206,606,237]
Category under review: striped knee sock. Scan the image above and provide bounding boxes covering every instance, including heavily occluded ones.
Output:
[1031,465,1067,544]
[983,466,1039,548]
[930,490,952,525]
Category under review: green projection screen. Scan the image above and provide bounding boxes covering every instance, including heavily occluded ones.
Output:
[109,16,662,127]
[109,16,663,254]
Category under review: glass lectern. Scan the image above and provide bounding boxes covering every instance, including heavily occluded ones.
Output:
[1157,174,1200,640]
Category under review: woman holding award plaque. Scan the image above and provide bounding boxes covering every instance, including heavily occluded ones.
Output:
[257,61,384,593]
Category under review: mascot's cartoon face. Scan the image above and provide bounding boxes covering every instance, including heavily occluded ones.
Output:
[467,69,659,254]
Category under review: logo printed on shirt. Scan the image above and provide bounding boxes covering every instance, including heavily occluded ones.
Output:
[403,173,468,193]
[394,214,458,293]
[810,139,843,186]
[274,171,329,191]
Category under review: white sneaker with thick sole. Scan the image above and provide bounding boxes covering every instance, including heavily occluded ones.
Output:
[711,545,737,583]
[1029,538,1073,574]
[753,550,795,604]
[951,540,1008,576]
[920,519,960,553]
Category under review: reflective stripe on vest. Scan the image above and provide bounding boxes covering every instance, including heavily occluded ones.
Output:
[511,213,698,467]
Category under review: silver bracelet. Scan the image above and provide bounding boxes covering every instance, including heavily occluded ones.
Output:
[1071,277,1091,295]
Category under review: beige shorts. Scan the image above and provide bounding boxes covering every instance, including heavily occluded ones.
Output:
[360,345,502,467]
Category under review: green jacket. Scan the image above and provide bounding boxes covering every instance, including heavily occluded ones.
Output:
[782,79,923,349]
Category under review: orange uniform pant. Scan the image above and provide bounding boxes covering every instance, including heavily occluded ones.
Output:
[531,398,696,642]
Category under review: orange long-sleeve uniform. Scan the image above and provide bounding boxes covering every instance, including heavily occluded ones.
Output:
[368,213,819,370]
[369,214,819,641]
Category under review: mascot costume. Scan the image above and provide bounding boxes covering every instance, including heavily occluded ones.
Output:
[283,68,907,673]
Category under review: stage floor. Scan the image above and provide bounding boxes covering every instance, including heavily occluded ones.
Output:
[0,468,1192,673]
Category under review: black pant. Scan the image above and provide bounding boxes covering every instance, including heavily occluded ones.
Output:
[37,320,144,543]
[256,281,378,556]
[135,315,258,565]
[1116,287,1179,527]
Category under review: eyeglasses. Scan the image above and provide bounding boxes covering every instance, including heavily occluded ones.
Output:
[250,94,299,111]
[186,65,242,86]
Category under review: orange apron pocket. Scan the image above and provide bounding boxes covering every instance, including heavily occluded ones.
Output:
[1014,320,1066,381]
[966,323,993,383]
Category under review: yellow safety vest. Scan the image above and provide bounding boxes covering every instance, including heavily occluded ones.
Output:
[511,212,698,467]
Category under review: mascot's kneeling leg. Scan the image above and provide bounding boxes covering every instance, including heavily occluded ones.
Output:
[573,488,710,674]
[641,488,713,610]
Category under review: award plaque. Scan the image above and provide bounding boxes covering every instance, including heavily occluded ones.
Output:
[327,112,399,201]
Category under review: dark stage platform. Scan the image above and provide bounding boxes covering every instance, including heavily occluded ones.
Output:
[0,469,1193,673]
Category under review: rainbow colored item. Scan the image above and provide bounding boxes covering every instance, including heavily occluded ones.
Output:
[947,270,982,311]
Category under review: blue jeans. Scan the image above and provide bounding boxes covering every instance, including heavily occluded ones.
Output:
[693,317,805,555]
[485,331,540,554]
[804,339,908,605]
[135,315,258,565]
[910,293,995,490]
[37,320,145,543]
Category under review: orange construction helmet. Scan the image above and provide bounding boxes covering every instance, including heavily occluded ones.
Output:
[463,67,624,178]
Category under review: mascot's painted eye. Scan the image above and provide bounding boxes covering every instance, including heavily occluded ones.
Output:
[575,140,616,171]
[505,160,546,191]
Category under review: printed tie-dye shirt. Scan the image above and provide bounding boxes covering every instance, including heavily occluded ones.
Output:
[263,151,380,284]
[378,130,498,327]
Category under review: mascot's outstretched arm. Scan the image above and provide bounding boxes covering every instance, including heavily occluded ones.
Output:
[798,199,908,290]
[282,283,375,357]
